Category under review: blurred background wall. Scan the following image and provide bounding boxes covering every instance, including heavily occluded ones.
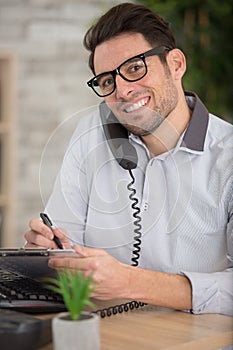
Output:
[0,0,126,247]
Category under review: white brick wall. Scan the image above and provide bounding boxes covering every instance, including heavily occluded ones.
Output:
[0,0,127,246]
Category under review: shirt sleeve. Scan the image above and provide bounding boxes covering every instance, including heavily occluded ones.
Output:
[182,268,233,316]
[182,193,233,316]
[45,168,88,246]
[45,122,90,246]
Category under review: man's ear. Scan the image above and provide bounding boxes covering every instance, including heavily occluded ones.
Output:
[167,48,186,80]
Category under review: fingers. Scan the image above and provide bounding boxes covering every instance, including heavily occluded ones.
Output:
[24,218,70,249]
[29,218,54,238]
[48,246,107,271]
[73,244,105,257]
[24,241,45,249]
[24,228,58,249]
[52,228,71,249]
[48,256,97,271]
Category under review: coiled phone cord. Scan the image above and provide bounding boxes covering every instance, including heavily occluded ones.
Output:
[95,169,146,318]
[128,168,142,267]
[95,301,146,318]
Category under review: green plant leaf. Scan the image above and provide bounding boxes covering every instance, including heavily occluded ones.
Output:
[44,268,95,321]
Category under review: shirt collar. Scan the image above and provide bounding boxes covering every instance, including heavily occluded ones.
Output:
[180,91,209,152]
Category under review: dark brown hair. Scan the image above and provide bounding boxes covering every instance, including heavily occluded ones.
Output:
[83,2,176,74]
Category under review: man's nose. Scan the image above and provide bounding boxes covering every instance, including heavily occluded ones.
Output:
[115,75,134,99]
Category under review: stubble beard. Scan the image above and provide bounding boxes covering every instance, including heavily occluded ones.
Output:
[122,71,179,137]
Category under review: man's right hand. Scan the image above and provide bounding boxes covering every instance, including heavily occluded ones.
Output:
[24,218,71,249]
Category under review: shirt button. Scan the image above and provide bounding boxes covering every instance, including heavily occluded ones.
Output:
[143,202,148,211]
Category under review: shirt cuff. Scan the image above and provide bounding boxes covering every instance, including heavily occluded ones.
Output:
[182,270,221,314]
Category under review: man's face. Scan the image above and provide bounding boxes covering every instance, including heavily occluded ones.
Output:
[94,33,179,136]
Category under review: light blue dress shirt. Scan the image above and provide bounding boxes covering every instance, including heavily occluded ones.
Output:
[45,92,233,316]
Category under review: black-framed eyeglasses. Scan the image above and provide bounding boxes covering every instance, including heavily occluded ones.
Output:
[87,46,171,97]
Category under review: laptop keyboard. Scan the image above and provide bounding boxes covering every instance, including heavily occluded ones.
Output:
[0,267,66,313]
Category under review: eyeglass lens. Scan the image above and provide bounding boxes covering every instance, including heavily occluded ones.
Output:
[92,56,147,97]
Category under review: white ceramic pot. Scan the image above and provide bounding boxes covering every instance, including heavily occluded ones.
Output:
[52,311,100,350]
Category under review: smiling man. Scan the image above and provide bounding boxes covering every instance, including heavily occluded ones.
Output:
[24,3,233,316]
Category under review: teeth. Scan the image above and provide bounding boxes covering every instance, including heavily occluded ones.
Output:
[125,98,148,113]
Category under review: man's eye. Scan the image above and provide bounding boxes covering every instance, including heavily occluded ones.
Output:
[97,75,114,90]
[123,59,144,76]
[130,63,144,72]
[103,78,114,88]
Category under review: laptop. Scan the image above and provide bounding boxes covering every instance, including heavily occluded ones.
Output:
[0,248,77,313]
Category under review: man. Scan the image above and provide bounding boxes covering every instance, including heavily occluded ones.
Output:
[24,3,233,316]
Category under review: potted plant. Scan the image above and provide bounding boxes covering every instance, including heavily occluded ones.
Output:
[45,268,100,350]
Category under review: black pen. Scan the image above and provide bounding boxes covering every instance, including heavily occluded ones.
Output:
[40,213,63,249]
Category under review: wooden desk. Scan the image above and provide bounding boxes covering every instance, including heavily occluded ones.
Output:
[39,305,233,350]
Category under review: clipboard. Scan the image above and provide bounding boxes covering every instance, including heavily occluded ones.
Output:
[0,248,78,280]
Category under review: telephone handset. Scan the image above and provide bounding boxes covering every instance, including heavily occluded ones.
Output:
[97,102,146,317]
[99,102,138,170]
